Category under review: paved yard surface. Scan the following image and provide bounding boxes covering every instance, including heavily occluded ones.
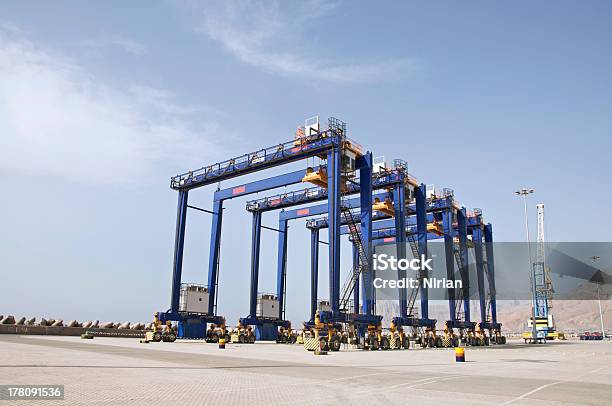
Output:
[0,335,610,405]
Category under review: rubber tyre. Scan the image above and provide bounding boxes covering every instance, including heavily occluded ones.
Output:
[167,332,177,343]
[484,336,490,346]
[240,334,246,344]
[289,335,297,344]
[330,336,341,352]
[369,336,379,351]
[319,337,329,352]
[380,336,390,350]
[401,336,409,349]
[426,336,435,348]
[435,336,443,348]
[452,337,459,348]
[501,336,507,344]
[152,331,162,342]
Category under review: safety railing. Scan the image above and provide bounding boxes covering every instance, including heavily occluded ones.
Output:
[246,187,328,212]
[171,130,341,189]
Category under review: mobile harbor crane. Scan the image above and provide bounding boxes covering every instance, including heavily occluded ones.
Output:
[522,203,559,342]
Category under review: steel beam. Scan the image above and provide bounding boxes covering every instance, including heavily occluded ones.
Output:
[249,212,262,318]
[457,208,471,323]
[310,228,319,321]
[276,218,289,319]
[472,220,487,324]
[328,147,342,314]
[443,208,456,322]
[394,181,408,317]
[484,223,498,326]
[172,135,340,190]
[170,190,189,313]
[358,152,374,315]
[352,243,360,313]
[415,183,429,320]
[214,167,322,201]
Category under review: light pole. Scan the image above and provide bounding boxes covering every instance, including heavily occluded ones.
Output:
[515,188,538,343]
[590,256,606,339]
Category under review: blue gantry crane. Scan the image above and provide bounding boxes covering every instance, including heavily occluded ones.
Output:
[157,117,370,338]
[154,115,504,349]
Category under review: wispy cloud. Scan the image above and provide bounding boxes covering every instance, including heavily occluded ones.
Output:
[79,34,147,56]
[0,28,223,185]
[196,0,410,83]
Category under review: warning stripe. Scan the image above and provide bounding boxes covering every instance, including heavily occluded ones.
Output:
[303,337,320,351]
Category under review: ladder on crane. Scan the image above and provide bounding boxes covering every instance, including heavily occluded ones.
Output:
[453,242,465,321]
[406,234,421,317]
[338,207,367,313]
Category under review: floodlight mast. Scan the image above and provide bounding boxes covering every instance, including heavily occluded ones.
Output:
[515,188,538,343]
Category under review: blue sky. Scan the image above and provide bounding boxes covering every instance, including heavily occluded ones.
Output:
[1,1,610,325]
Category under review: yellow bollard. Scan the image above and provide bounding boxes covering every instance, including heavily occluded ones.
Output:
[455,347,465,362]
[219,338,226,349]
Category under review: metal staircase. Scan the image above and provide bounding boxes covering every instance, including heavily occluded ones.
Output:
[338,207,368,312]
[406,234,421,317]
[453,243,464,320]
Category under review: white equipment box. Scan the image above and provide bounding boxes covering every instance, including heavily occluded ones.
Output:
[318,300,332,313]
[373,156,389,173]
[257,294,279,319]
[179,284,209,314]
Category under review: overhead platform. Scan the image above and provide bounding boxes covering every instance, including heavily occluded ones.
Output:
[372,198,395,216]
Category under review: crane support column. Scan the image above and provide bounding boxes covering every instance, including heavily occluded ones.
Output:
[207,199,223,315]
[170,190,189,313]
[276,218,289,320]
[484,223,498,326]
[458,208,471,323]
[310,228,319,322]
[415,183,429,320]
[394,180,408,317]
[352,242,360,313]
[249,211,262,318]
[358,152,374,315]
[443,208,456,321]
[327,147,342,314]
[473,223,487,324]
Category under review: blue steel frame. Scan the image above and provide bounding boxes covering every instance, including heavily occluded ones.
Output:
[450,208,475,330]
[311,190,456,331]
[158,127,350,337]
[159,123,499,338]
[239,168,404,332]
[467,213,500,332]
[270,192,389,323]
